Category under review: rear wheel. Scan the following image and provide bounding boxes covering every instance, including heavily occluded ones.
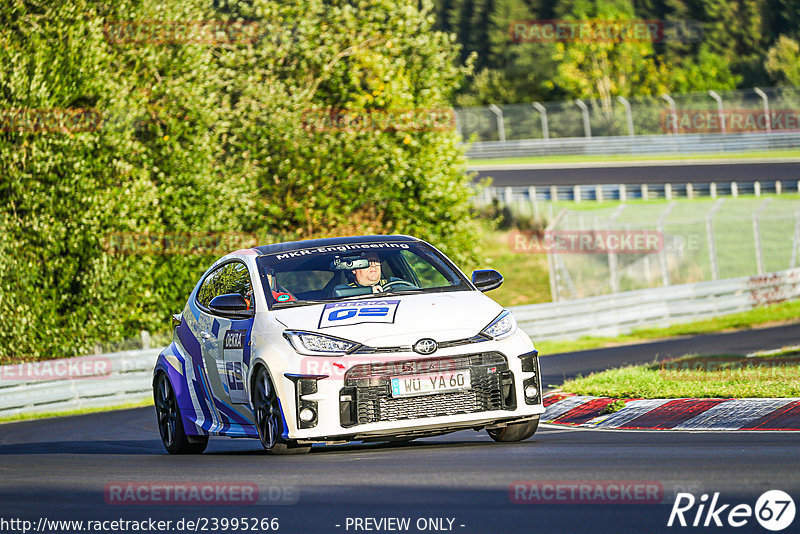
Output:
[154,372,208,454]
[252,367,310,455]
[487,416,539,443]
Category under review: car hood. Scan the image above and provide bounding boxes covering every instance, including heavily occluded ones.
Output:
[271,291,503,346]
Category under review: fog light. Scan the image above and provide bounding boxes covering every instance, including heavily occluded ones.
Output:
[299,407,316,423]
[525,384,538,399]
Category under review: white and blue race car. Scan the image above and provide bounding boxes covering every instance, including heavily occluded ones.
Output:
[153,235,544,454]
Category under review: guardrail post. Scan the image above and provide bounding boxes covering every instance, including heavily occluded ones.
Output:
[573,185,581,203]
[753,199,772,275]
[754,181,761,197]
[754,87,771,133]
[532,102,549,140]
[574,99,592,138]
[665,183,673,201]
[776,181,782,195]
[641,184,648,200]
[619,184,627,202]
[550,185,559,202]
[595,184,603,202]
[503,186,513,207]
[686,183,694,199]
[731,181,738,198]
[617,96,634,136]
[488,104,506,142]
[710,182,717,198]
[706,200,724,280]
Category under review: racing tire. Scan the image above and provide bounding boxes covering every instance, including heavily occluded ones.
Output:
[486,416,539,443]
[154,372,209,454]
[252,367,311,455]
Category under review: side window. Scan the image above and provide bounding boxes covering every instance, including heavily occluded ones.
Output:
[196,262,252,309]
[401,250,450,288]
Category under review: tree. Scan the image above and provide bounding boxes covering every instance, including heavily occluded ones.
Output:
[765,35,800,86]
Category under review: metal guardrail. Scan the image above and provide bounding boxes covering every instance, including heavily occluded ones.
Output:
[480,180,800,204]
[0,349,158,419]
[466,131,800,159]
[514,268,800,340]
[1,267,798,418]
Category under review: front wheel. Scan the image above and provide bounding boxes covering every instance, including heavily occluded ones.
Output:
[487,416,539,443]
[252,367,310,455]
[154,372,208,454]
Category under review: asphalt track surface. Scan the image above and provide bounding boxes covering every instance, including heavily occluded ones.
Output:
[2,323,799,534]
[473,161,800,187]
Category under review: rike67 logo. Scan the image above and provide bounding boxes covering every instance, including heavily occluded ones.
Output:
[668,490,796,531]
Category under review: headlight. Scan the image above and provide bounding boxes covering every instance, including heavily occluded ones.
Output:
[283,331,359,355]
[480,310,517,340]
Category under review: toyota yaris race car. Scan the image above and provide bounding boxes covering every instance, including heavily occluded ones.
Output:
[153,235,544,454]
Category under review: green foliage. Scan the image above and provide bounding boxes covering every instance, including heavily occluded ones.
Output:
[0,0,479,363]
[765,35,800,86]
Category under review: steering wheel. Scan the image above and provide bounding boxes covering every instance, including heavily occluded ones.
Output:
[381,280,419,291]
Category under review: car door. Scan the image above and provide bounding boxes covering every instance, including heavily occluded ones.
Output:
[195,261,254,406]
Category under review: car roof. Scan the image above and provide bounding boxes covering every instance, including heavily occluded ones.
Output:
[252,234,421,256]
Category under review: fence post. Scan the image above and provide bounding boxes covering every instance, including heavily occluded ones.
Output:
[547,208,567,302]
[792,209,800,268]
[686,183,694,199]
[754,87,771,133]
[658,202,677,287]
[665,183,673,200]
[710,182,717,198]
[574,99,592,138]
[503,186,513,206]
[753,199,772,275]
[488,104,506,142]
[532,102,549,140]
[528,186,539,221]
[731,181,738,198]
[617,96,634,136]
[619,184,627,202]
[595,184,603,202]
[141,330,151,350]
[776,181,782,195]
[573,184,581,203]
[708,90,726,134]
[641,184,648,200]
[754,181,761,197]
[706,200,724,280]
[661,94,678,135]
[550,185,559,202]
[607,204,627,293]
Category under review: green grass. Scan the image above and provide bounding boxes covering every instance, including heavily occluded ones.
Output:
[0,398,153,424]
[560,350,800,398]
[468,149,800,166]
[536,299,800,355]
[477,230,551,307]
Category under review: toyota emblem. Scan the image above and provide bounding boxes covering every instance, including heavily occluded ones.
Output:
[413,338,438,355]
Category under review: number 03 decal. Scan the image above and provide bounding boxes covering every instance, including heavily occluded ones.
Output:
[319,300,400,328]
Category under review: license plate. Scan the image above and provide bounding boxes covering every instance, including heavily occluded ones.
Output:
[390,369,471,398]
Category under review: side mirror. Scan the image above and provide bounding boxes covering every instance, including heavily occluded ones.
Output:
[209,293,254,318]
[472,269,504,292]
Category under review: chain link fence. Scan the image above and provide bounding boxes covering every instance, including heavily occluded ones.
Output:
[457,87,800,143]
[535,198,800,301]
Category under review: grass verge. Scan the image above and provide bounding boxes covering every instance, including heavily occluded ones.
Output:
[468,149,800,167]
[560,349,800,398]
[535,299,800,355]
[0,398,153,424]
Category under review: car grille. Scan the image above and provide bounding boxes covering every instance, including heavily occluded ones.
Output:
[339,352,515,427]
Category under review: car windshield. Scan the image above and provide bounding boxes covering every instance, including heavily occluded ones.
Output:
[255,240,471,308]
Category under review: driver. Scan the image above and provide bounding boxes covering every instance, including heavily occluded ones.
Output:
[350,253,393,290]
